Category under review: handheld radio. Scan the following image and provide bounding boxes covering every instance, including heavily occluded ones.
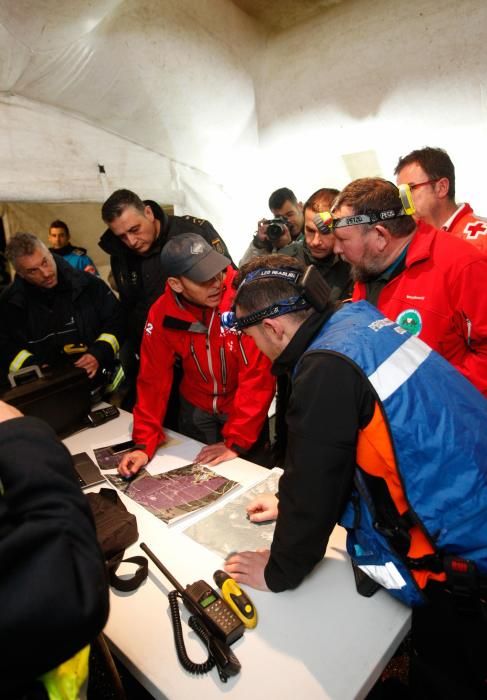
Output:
[140,543,243,682]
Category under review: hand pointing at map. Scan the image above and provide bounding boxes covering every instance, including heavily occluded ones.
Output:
[118,450,149,478]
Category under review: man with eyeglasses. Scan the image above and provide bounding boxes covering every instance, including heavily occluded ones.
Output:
[395,146,487,254]
[327,177,487,396]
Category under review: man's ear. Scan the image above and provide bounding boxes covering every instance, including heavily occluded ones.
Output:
[374,224,392,252]
[435,177,451,200]
[144,204,155,221]
[262,317,284,339]
[167,276,183,293]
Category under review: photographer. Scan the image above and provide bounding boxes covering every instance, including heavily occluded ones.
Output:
[239,187,304,266]
[239,216,292,266]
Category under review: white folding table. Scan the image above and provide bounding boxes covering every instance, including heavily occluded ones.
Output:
[64,408,410,700]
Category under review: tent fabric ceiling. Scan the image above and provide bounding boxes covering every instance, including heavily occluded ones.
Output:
[0,0,349,258]
[0,0,261,180]
[231,0,345,31]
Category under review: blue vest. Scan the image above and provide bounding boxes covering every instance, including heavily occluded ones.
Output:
[300,301,487,606]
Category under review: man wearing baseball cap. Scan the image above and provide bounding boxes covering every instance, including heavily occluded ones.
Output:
[118,233,275,476]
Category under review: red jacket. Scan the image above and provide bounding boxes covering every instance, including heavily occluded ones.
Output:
[443,203,487,254]
[352,221,487,396]
[133,267,275,458]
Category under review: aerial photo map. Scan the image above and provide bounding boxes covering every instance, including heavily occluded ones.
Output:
[184,469,282,557]
[106,463,239,524]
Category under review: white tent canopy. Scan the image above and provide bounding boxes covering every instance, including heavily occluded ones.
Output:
[1,0,486,262]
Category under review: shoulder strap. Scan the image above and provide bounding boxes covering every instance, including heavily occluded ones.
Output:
[107,553,148,592]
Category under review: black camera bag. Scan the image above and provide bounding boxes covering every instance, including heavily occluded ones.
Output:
[2,364,91,437]
[86,488,148,592]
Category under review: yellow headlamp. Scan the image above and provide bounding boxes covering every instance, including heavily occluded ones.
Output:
[398,183,416,216]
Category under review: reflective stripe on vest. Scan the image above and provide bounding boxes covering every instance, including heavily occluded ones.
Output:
[9,349,34,372]
[368,335,431,401]
[300,301,487,606]
[41,645,90,700]
[96,333,119,355]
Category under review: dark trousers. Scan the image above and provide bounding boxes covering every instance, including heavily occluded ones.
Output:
[178,395,272,468]
[410,582,487,699]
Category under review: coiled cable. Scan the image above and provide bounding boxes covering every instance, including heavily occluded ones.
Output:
[168,590,222,678]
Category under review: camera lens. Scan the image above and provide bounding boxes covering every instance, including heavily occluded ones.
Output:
[266,218,287,241]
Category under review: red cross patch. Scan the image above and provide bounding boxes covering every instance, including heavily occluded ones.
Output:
[464,221,487,239]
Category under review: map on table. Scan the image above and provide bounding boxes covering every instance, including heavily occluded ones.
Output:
[105,463,240,524]
[184,469,282,558]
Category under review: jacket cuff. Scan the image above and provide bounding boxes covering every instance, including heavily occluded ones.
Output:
[225,441,247,455]
[88,341,113,368]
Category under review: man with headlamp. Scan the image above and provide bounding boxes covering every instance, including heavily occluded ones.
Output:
[316,178,487,396]
[223,254,487,698]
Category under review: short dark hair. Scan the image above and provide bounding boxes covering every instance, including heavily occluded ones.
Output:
[394,147,455,200]
[49,219,70,237]
[234,254,315,324]
[268,188,298,211]
[333,178,416,238]
[101,189,146,223]
[303,188,340,215]
[6,232,48,267]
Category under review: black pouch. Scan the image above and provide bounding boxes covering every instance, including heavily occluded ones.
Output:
[86,488,148,592]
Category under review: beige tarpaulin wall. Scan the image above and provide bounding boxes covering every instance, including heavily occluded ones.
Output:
[0,201,110,278]
[0,201,174,281]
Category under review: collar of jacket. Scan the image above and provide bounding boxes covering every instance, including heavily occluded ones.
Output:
[163,292,210,334]
[49,243,87,256]
[160,267,235,332]
[403,220,436,269]
[272,307,335,377]
[302,241,342,270]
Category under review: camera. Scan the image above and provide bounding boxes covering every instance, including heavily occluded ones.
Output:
[263,216,289,242]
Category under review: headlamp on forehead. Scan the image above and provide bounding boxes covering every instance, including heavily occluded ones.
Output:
[221,265,330,331]
[313,183,416,235]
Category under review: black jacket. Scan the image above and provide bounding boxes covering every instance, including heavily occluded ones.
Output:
[0,416,109,697]
[265,310,375,592]
[279,240,353,302]
[99,201,233,347]
[270,243,353,468]
[0,255,124,383]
